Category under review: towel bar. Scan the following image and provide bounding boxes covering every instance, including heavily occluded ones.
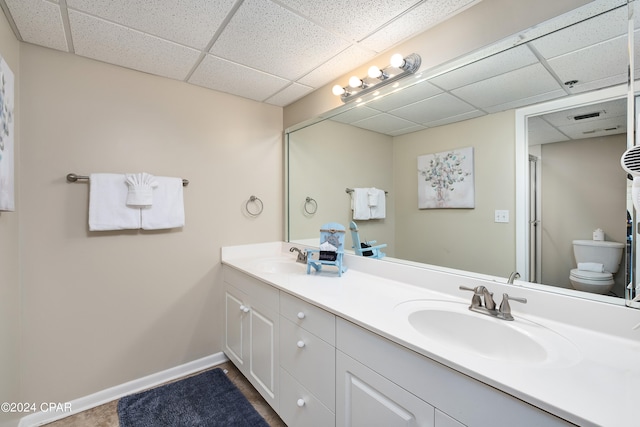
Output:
[66,173,189,187]
[345,187,387,194]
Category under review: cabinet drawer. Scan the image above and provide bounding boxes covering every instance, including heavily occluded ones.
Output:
[280,368,335,427]
[280,291,335,344]
[280,317,335,410]
[224,266,279,311]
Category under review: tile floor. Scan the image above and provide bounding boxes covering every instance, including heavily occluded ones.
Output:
[43,361,286,427]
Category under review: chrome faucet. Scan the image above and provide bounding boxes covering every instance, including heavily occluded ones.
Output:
[507,271,521,284]
[289,247,307,263]
[460,285,526,321]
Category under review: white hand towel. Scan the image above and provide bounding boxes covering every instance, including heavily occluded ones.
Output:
[89,173,141,231]
[577,262,605,273]
[370,189,386,219]
[141,176,185,230]
[125,172,158,207]
[352,188,371,220]
[368,187,379,207]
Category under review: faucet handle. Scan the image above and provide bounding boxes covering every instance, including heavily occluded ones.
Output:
[459,285,484,308]
[498,293,527,320]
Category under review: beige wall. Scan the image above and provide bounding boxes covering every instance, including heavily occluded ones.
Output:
[288,120,394,254]
[393,111,516,276]
[0,8,21,427]
[18,44,282,405]
[540,135,627,293]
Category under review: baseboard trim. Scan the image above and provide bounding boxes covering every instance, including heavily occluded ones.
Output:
[18,352,228,427]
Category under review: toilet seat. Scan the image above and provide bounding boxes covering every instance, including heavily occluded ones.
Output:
[569,269,614,294]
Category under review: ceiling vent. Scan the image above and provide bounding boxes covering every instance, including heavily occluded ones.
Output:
[570,111,603,121]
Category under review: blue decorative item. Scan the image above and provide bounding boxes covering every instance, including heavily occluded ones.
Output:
[306,222,347,276]
[349,221,387,259]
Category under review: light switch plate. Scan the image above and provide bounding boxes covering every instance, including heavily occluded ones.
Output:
[495,210,509,223]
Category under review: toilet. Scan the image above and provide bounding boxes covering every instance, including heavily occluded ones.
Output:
[569,240,625,294]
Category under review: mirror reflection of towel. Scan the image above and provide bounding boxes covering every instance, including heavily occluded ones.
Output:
[352,188,371,220]
[368,187,379,206]
[370,189,385,219]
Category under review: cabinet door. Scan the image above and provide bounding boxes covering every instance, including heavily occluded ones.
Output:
[224,284,248,367]
[337,351,434,427]
[248,302,279,408]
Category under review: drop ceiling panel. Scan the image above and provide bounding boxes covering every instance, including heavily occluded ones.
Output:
[69,10,201,81]
[542,99,626,126]
[429,45,539,90]
[368,80,443,112]
[277,0,421,42]
[452,63,563,110]
[351,113,418,135]
[67,0,238,50]
[209,0,350,81]
[545,35,628,88]
[189,54,290,102]
[528,4,627,59]
[423,109,485,128]
[265,82,314,107]
[557,116,626,139]
[297,45,376,88]
[482,89,567,114]
[390,92,478,124]
[4,0,68,51]
[527,116,570,145]
[330,106,381,124]
[358,0,478,52]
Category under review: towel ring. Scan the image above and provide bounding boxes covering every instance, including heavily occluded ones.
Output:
[304,197,317,215]
[246,195,263,217]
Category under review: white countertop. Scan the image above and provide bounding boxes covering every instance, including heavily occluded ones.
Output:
[222,242,640,427]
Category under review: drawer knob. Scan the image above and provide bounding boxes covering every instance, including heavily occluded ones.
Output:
[297,398,305,407]
[239,305,250,313]
[297,311,306,319]
[296,340,305,348]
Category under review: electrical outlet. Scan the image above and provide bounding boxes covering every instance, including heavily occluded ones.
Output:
[495,210,509,223]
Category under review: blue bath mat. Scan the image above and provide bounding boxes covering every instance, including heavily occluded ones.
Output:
[117,368,269,427]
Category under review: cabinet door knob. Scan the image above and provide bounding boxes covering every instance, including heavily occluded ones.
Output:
[240,305,250,313]
[296,340,305,348]
[297,311,305,319]
[297,398,305,407]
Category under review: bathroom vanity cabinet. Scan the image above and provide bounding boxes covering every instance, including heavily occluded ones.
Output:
[222,264,573,427]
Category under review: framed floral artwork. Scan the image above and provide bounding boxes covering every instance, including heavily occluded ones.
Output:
[417,147,474,209]
[0,55,14,211]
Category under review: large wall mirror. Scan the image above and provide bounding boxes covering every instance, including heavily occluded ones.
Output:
[287,0,637,304]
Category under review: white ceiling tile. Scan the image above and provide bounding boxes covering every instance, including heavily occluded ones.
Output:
[69,10,200,81]
[351,113,418,135]
[67,0,237,50]
[527,116,570,145]
[359,0,478,52]
[369,81,442,112]
[546,35,627,88]
[452,63,562,110]
[330,106,381,124]
[5,0,68,51]
[189,54,290,102]
[557,116,626,139]
[529,5,627,59]
[265,83,314,107]
[388,124,428,136]
[423,110,485,128]
[210,0,350,80]
[298,46,376,88]
[429,45,539,90]
[278,0,421,42]
[483,89,566,114]
[542,99,626,127]
[390,92,477,124]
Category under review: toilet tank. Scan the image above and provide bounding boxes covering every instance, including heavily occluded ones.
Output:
[572,240,625,273]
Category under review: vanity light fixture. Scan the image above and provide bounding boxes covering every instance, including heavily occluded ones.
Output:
[332,53,421,103]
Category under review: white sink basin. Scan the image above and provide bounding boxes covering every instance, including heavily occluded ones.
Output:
[251,257,306,274]
[395,300,580,366]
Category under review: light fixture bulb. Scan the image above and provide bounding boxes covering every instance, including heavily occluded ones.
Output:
[390,53,405,68]
[332,85,345,96]
[368,66,382,78]
[349,76,363,88]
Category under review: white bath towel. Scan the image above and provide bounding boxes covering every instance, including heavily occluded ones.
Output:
[89,173,141,231]
[578,262,605,273]
[368,187,379,207]
[370,188,386,219]
[125,172,158,207]
[352,188,371,220]
[141,176,185,230]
